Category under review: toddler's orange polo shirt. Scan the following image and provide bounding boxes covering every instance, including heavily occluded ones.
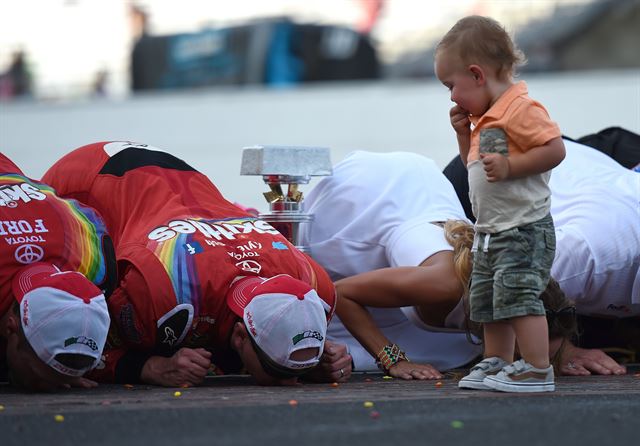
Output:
[468,81,561,163]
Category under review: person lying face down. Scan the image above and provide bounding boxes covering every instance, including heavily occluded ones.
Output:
[2,264,110,391]
[300,150,626,379]
[41,141,352,386]
[1,153,114,391]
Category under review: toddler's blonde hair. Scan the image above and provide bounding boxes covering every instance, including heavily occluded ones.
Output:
[436,15,526,80]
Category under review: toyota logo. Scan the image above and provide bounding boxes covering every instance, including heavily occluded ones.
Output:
[14,244,45,264]
[235,260,262,274]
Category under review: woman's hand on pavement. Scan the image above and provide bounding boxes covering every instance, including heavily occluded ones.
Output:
[559,342,626,376]
[389,360,442,380]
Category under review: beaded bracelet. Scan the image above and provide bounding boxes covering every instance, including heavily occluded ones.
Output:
[376,343,410,374]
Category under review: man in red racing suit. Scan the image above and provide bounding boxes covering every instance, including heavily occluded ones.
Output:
[1,152,115,390]
[43,142,352,386]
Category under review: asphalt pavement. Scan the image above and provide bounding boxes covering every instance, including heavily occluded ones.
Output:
[1,366,638,446]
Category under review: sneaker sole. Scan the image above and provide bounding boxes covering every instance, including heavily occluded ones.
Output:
[458,379,491,390]
[484,376,555,393]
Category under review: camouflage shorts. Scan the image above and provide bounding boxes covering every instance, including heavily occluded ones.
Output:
[469,214,556,323]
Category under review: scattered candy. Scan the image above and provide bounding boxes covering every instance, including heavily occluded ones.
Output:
[634,373,640,378]
[180,384,190,389]
[123,384,134,389]
[330,382,339,388]
[174,391,182,397]
[382,376,393,380]
[435,381,443,388]
[364,378,373,382]
[450,420,464,429]
[288,399,298,407]
[370,410,380,419]
[363,401,374,408]
[0,405,4,411]
[54,415,65,422]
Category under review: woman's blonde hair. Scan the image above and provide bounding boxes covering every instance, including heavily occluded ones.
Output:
[436,15,526,80]
[443,219,474,296]
[443,220,481,340]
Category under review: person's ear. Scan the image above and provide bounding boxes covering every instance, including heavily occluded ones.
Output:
[468,65,486,85]
[230,322,248,351]
[2,312,19,338]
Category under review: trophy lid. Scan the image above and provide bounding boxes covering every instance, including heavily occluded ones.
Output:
[240,145,332,178]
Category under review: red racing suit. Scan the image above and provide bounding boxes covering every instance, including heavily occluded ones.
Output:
[42,142,336,383]
[1,152,115,375]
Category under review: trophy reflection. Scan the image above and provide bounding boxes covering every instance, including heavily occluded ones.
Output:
[240,145,332,253]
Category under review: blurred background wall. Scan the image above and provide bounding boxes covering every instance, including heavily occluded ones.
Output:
[1,0,638,98]
[0,0,638,210]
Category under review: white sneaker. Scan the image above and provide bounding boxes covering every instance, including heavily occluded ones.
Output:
[484,359,555,393]
[458,357,509,390]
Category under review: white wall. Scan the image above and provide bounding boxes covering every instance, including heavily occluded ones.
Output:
[1,69,639,211]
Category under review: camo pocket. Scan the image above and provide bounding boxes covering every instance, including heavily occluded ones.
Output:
[479,128,508,155]
[501,269,543,292]
[494,269,546,318]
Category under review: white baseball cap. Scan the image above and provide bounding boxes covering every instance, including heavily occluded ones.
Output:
[12,262,111,377]
[226,275,332,375]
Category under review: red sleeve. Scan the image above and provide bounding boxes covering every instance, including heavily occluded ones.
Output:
[88,263,158,383]
[108,262,158,350]
[0,153,24,175]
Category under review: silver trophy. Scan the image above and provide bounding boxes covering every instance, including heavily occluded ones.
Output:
[240,145,332,253]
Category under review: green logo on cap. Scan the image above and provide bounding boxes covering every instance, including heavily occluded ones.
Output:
[292,330,324,345]
[64,336,98,351]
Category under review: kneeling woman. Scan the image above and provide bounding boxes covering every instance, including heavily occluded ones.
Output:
[301,150,622,379]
